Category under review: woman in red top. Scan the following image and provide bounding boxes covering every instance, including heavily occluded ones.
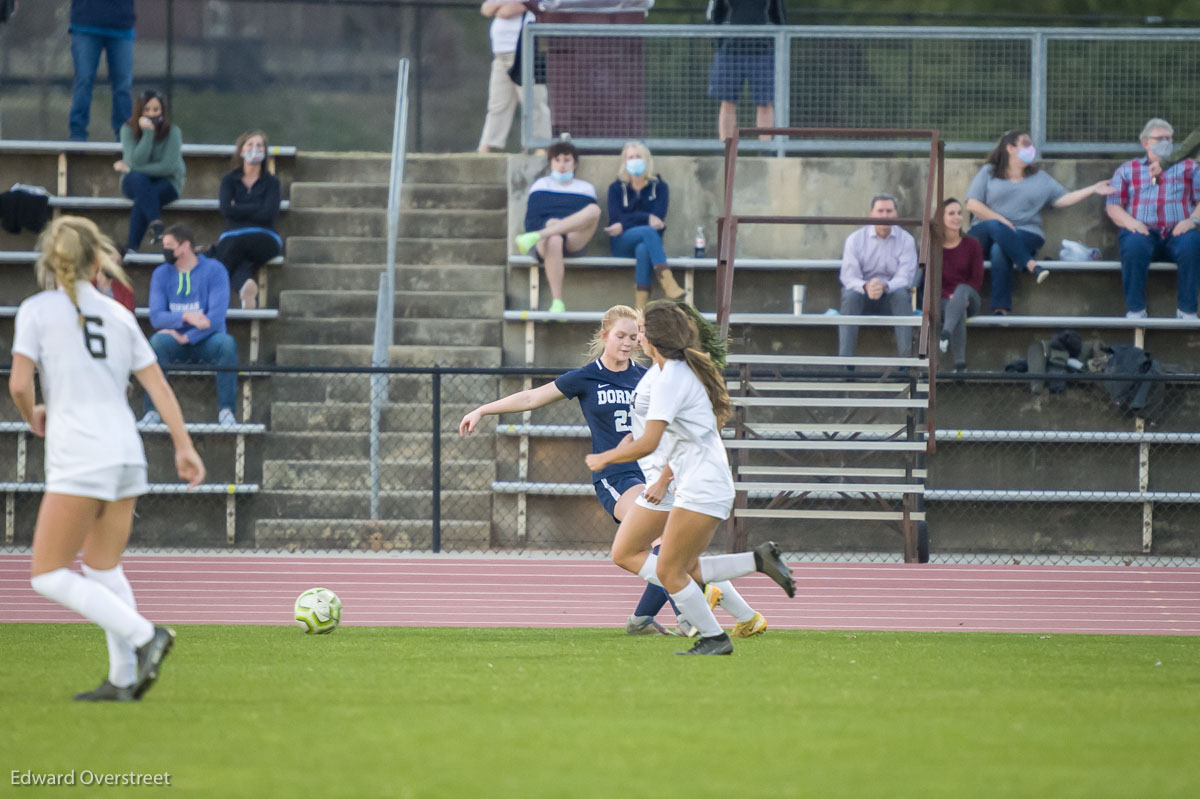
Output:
[936,198,984,371]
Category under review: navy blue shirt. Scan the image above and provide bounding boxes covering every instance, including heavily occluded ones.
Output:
[555,359,647,484]
[607,177,669,232]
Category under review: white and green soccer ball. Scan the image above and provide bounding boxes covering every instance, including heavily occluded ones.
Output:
[294,587,342,634]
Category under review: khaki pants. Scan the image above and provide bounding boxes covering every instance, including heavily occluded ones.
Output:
[479,51,551,151]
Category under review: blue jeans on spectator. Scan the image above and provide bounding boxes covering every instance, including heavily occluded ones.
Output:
[145,333,238,416]
[121,171,178,251]
[69,32,134,142]
[967,220,1044,312]
[1117,228,1200,315]
[610,225,667,288]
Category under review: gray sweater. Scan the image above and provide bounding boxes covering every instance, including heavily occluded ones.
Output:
[119,124,186,196]
[966,165,1067,238]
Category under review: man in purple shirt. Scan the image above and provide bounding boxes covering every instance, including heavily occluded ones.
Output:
[1105,118,1200,320]
[838,193,918,358]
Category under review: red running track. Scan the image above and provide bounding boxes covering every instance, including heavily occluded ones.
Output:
[2,554,1199,635]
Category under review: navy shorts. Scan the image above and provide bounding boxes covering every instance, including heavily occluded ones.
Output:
[593,471,645,523]
[707,40,775,106]
[533,234,586,263]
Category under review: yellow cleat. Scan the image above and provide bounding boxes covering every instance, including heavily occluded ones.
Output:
[730,611,767,638]
[704,583,723,611]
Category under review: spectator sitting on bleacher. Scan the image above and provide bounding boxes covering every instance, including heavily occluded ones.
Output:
[215,130,282,310]
[114,90,186,253]
[603,141,683,310]
[1105,118,1200,321]
[93,267,135,312]
[838,193,917,360]
[514,139,601,315]
[934,198,984,371]
[140,224,237,427]
[966,129,1112,315]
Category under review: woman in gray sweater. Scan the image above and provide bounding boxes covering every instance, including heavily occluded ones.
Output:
[114,90,186,252]
[966,129,1111,314]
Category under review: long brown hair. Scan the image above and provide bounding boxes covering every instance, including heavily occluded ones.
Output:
[231,129,272,170]
[984,129,1038,178]
[931,197,963,247]
[127,89,171,142]
[36,216,131,326]
[643,301,731,427]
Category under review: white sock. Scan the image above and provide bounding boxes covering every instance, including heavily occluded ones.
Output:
[637,553,664,587]
[700,552,756,584]
[81,564,140,688]
[712,580,756,623]
[669,580,723,638]
[31,568,154,649]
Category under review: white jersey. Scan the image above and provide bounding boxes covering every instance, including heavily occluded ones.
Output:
[630,363,676,511]
[12,283,157,481]
[646,358,735,518]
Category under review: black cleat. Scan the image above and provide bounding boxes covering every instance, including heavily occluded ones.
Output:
[132,625,175,699]
[676,633,733,655]
[148,220,165,244]
[753,541,796,598]
[75,679,137,702]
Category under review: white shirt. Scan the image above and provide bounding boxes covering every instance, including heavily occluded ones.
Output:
[490,10,534,54]
[839,225,918,294]
[646,359,734,499]
[12,283,157,479]
[630,363,670,483]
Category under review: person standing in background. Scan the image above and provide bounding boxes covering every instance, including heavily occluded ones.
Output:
[477,0,552,153]
[706,0,786,142]
[68,0,136,142]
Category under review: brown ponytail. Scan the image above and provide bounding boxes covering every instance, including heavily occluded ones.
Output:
[643,301,731,427]
[35,216,131,325]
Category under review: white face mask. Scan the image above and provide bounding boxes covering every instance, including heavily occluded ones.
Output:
[625,158,646,177]
[1016,145,1037,165]
[243,146,266,165]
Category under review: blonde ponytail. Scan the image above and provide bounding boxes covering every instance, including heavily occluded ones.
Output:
[35,216,129,325]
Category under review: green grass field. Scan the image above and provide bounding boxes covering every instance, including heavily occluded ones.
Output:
[2,625,1197,798]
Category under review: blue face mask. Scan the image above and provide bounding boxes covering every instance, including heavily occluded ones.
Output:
[551,169,574,184]
[1017,145,1037,165]
[1151,139,1173,159]
[625,158,646,177]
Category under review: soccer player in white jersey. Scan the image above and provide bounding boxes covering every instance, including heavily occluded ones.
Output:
[9,216,205,700]
[587,301,795,655]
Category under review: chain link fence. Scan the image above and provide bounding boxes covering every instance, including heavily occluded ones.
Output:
[2,364,1198,565]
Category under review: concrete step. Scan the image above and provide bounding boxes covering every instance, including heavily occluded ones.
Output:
[253,518,491,551]
[281,264,505,293]
[263,431,486,461]
[289,182,506,211]
[284,208,506,239]
[279,290,504,319]
[262,458,495,491]
[272,317,501,347]
[269,373,498,404]
[275,344,503,368]
[271,401,478,432]
[286,236,506,265]
[293,153,506,185]
[292,153,390,184]
[256,489,493,521]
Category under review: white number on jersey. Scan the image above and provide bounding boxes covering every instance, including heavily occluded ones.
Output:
[614,410,631,432]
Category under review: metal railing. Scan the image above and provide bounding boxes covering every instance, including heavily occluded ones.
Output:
[520,23,1200,154]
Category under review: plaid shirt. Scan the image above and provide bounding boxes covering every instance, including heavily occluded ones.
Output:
[1107,157,1200,234]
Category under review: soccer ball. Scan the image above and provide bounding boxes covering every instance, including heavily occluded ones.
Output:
[294,587,342,634]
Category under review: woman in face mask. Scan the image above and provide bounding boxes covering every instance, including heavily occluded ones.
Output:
[965,129,1113,315]
[214,130,283,309]
[602,142,683,310]
[114,90,186,253]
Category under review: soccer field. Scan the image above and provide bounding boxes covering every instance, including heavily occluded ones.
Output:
[2,625,1197,798]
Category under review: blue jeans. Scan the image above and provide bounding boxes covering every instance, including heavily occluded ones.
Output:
[610,225,667,288]
[145,332,238,415]
[121,171,178,251]
[1117,228,1200,314]
[69,32,134,142]
[967,220,1044,311]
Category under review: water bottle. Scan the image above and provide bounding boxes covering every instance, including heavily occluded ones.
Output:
[694,226,706,259]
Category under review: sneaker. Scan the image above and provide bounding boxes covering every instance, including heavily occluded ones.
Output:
[753,541,796,598]
[75,679,137,702]
[139,410,162,426]
[938,331,950,354]
[239,279,258,310]
[731,611,768,638]
[675,632,733,655]
[515,231,541,255]
[704,583,723,610]
[1176,309,1199,321]
[1034,265,1050,284]
[1126,310,1149,320]
[625,615,669,635]
[674,618,700,638]
[132,625,175,699]
[148,221,165,245]
[218,408,237,427]
[547,298,566,315]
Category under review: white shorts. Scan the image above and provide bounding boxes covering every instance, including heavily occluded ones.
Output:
[46,464,148,502]
[634,486,675,512]
[673,492,734,521]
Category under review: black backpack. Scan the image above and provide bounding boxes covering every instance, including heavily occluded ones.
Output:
[1103,344,1166,422]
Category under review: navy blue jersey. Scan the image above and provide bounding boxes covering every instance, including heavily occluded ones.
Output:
[555,359,647,484]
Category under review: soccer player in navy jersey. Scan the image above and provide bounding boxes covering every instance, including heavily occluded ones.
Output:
[459,305,689,635]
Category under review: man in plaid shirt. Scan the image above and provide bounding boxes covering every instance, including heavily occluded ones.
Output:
[1106,117,1200,320]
